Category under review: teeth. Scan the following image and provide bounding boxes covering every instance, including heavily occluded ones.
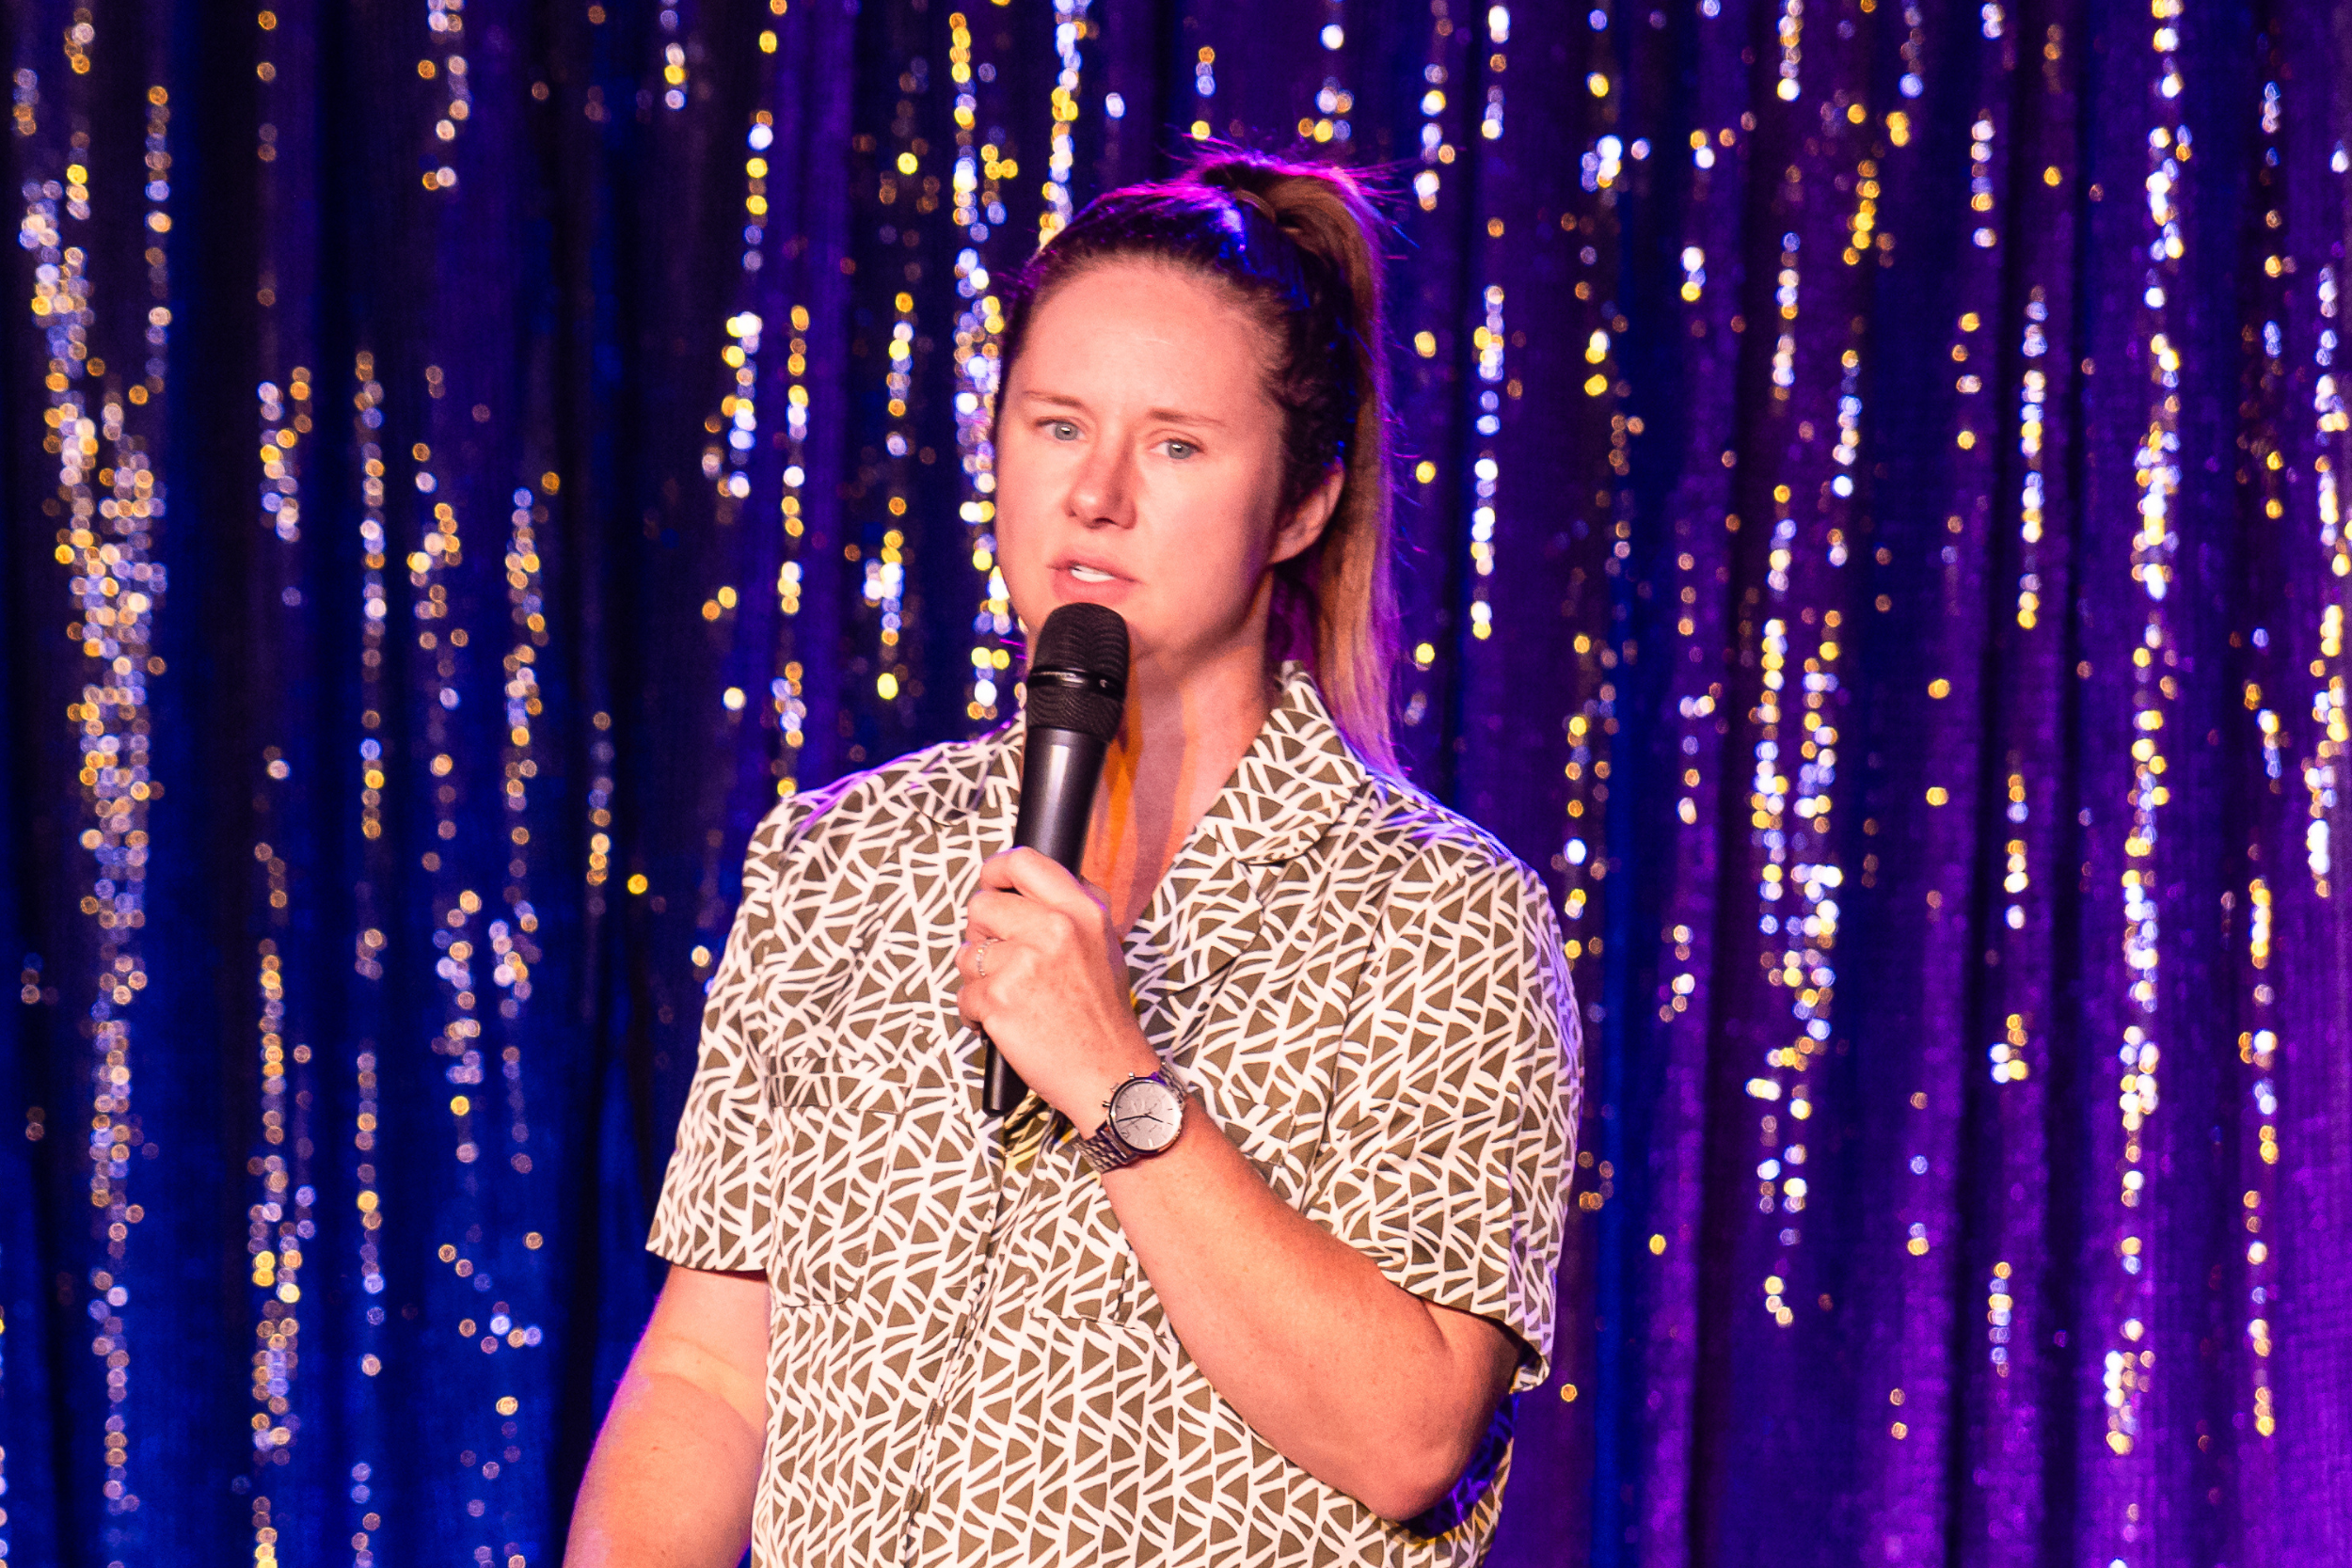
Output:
[1069,564,1115,583]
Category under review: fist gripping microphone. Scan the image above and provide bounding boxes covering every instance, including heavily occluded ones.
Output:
[982,602,1131,1117]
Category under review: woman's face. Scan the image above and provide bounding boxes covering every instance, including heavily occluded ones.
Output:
[993,259,1335,689]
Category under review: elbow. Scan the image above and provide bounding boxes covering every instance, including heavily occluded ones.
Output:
[1359,1333,1518,1524]
[1356,1434,1482,1525]
[1361,1483,1449,1528]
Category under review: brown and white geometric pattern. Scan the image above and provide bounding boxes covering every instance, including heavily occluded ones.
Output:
[649,665,1581,1567]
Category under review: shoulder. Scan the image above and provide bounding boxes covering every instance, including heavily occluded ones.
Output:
[1344,771,1551,929]
[1339,780,1580,1072]
[1263,664,1545,917]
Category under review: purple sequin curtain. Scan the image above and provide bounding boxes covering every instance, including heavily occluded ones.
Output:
[4,0,2349,1563]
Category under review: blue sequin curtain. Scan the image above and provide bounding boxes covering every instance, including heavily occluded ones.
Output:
[5,0,2349,1563]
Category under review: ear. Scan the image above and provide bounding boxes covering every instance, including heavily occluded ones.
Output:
[1270,462,1347,566]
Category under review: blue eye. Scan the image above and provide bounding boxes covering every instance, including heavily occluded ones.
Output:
[1045,420,1079,441]
[1163,439,1197,461]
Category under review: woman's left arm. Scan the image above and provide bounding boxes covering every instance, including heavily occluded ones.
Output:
[958,846,1573,1523]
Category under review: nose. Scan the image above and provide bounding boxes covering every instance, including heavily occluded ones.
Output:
[1065,432,1137,531]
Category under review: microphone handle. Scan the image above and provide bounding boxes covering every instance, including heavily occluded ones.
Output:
[982,727,1108,1117]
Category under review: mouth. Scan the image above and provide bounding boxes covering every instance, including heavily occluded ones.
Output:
[1050,556,1130,588]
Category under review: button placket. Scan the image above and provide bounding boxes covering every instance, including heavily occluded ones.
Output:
[892,1092,1043,1563]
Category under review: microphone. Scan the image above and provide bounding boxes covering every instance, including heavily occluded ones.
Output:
[982,602,1131,1117]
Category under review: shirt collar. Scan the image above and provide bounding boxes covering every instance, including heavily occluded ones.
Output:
[941,660,1368,866]
[1189,662,1369,866]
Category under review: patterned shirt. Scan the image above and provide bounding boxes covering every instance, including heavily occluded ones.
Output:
[648,665,1581,1568]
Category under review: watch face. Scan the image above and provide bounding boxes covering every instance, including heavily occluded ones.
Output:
[1107,1076,1184,1154]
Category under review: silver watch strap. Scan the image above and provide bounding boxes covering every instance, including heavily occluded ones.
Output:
[1077,1119,1143,1173]
[1076,1068,1181,1175]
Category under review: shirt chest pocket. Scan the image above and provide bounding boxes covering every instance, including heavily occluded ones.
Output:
[996,1136,1136,1323]
[762,1073,901,1307]
[993,1101,1311,1327]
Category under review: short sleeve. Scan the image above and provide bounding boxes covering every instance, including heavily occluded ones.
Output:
[1304,847,1581,1392]
[647,792,831,1273]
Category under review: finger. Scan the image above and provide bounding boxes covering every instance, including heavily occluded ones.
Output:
[964,887,1060,947]
[975,847,1091,909]
[974,855,1111,940]
[960,931,1016,969]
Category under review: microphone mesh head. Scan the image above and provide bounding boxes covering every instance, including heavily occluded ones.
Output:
[1025,603,1130,743]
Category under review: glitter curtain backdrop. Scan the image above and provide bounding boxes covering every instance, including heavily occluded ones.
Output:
[3,0,2349,1563]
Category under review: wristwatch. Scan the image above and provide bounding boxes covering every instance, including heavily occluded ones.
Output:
[1077,1067,1187,1174]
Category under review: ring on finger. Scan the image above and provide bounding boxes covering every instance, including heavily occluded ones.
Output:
[975,937,1001,979]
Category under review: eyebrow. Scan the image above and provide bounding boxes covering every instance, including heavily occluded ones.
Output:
[1019,390,1229,430]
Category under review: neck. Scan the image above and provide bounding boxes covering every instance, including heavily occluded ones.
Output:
[1082,635,1276,933]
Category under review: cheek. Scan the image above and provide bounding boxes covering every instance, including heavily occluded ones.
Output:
[1131,499,1277,629]
[991,447,1048,549]
[987,482,1056,626]
[1152,467,1278,572]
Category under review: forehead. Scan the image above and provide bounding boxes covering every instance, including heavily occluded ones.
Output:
[1010,259,1276,404]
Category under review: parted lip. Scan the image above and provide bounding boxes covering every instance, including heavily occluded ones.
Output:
[1050,554,1131,581]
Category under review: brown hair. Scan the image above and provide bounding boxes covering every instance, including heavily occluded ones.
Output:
[993,149,1401,773]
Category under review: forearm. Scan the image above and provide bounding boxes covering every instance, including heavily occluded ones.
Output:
[954,848,1518,1518]
[1099,1105,1510,1520]
[567,1364,763,1567]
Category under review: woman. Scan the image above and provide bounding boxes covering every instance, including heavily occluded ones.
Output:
[570,150,1580,1568]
